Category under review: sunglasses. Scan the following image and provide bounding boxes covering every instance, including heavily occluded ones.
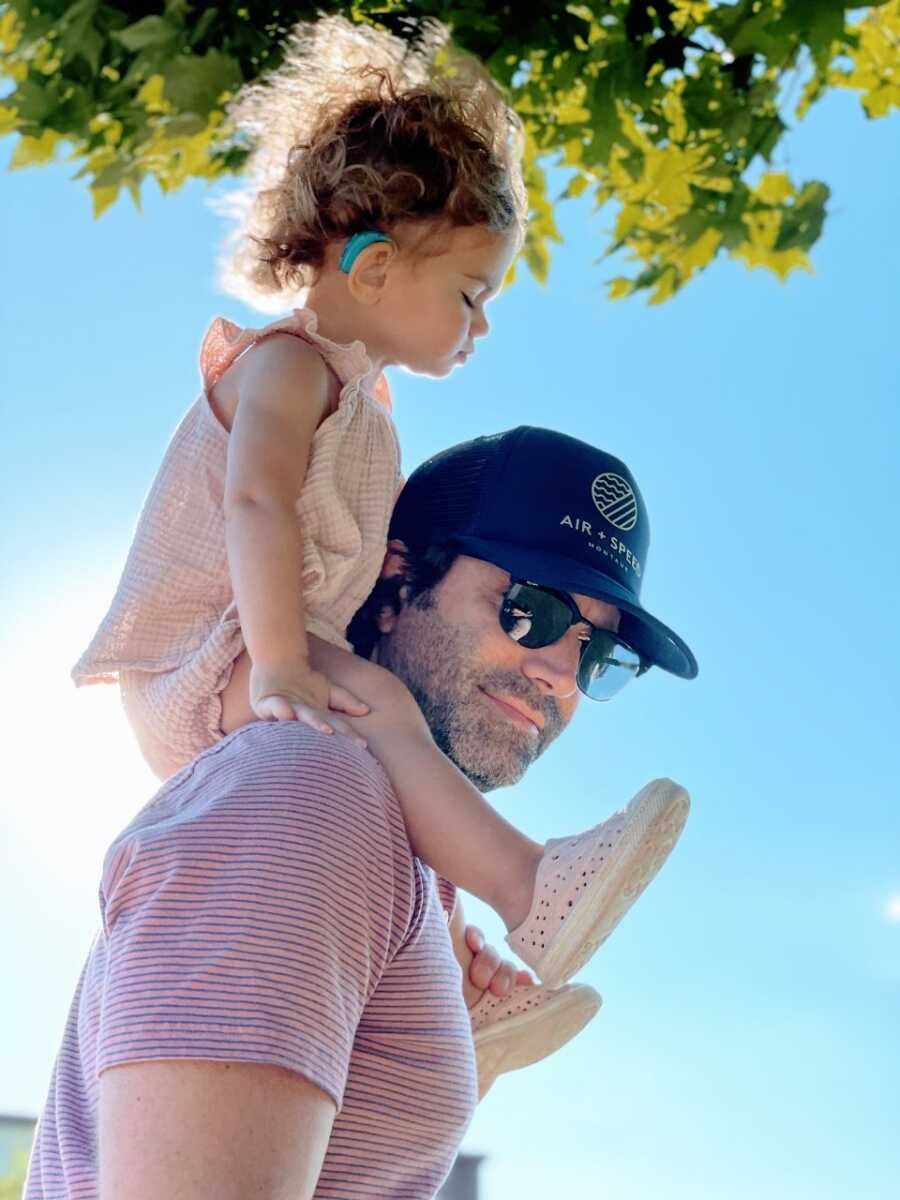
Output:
[499,581,649,701]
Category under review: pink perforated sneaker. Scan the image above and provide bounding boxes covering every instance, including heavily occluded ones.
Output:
[506,778,690,987]
[471,981,601,1100]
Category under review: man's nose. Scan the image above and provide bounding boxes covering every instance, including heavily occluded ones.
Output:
[520,631,580,699]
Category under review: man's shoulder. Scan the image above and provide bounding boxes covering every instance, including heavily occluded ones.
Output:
[104,720,417,922]
[120,722,407,868]
[195,720,400,825]
[209,719,389,786]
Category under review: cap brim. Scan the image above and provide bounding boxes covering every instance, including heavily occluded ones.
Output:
[453,536,698,680]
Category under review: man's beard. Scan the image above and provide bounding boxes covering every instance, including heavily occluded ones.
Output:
[376,595,566,791]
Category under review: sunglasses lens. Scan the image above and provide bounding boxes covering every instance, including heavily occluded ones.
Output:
[500,584,644,701]
[499,584,572,649]
[579,632,642,700]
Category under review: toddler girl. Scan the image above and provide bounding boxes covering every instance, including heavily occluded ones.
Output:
[73,17,687,1094]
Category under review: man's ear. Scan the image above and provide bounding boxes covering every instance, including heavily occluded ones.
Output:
[346,241,396,306]
[376,538,411,633]
[380,538,409,581]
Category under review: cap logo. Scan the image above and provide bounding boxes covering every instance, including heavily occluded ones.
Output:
[591,472,638,531]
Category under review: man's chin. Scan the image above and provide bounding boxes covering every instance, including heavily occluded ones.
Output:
[446,744,530,792]
[374,599,561,790]
[441,704,539,791]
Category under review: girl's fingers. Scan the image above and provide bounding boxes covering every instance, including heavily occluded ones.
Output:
[292,705,334,735]
[487,963,515,997]
[468,945,501,992]
[256,694,298,722]
[326,715,367,749]
[464,925,485,954]
[328,684,370,717]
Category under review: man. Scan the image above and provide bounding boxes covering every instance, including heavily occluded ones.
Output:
[27,427,697,1200]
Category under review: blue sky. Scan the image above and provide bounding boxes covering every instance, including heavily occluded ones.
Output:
[1,82,898,1200]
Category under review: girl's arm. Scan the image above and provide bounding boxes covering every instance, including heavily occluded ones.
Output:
[223,334,365,731]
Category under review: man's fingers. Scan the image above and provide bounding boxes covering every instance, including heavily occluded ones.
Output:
[328,685,370,717]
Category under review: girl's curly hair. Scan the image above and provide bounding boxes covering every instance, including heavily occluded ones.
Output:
[220,16,526,306]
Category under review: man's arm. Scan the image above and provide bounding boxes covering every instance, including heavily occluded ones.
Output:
[95,724,407,1198]
[99,1060,335,1200]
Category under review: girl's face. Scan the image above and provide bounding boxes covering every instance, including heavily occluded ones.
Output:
[378,225,519,378]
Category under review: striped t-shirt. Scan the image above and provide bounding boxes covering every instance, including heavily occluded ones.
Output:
[26,721,476,1199]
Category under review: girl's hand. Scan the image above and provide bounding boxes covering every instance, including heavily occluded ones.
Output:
[463,925,534,1007]
[250,662,370,745]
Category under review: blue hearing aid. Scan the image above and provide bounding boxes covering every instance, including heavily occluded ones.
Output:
[339,230,392,274]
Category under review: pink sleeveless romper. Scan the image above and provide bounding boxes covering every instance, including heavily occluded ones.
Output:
[72,308,402,780]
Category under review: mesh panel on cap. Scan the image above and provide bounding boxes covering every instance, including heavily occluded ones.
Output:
[389,433,506,546]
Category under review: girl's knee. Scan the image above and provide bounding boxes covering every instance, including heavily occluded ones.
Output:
[363,673,428,746]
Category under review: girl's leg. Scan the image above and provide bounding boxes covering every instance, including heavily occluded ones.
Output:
[317,638,691,990]
[309,638,543,932]
[220,648,254,734]
[224,635,691,988]
[220,636,541,930]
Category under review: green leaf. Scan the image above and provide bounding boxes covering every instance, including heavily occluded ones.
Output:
[774,181,829,251]
[162,112,208,137]
[752,113,786,162]
[92,160,128,188]
[91,182,119,217]
[723,107,752,144]
[162,50,243,115]
[9,130,64,168]
[729,14,784,61]
[5,78,57,124]
[190,7,219,48]
[523,235,551,282]
[124,176,143,210]
[559,173,590,200]
[584,69,621,164]
[796,181,830,208]
[674,209,711,243]
[1,0,889,302]
[56,0,100,65]
[75,29,104,74]
[719,218,748,250]
[113,16,181,53]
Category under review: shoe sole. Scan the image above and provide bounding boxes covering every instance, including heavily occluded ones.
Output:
[474,983,602,1100]
[535,778,690,988]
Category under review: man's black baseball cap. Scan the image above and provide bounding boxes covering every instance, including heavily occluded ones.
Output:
[390,426,697,679]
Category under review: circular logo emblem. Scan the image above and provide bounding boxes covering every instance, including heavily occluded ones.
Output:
[591,472,638,531]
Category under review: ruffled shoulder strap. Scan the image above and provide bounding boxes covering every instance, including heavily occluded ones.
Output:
[372,371,392,414]
[199,308,387,403]
[200,311,315,393]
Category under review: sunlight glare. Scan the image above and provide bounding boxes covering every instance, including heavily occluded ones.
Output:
[1,577,158,884]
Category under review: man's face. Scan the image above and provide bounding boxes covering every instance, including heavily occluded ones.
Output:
[375,555,620,791]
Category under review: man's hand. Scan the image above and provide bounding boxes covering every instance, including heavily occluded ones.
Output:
[462,924,533,1009]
